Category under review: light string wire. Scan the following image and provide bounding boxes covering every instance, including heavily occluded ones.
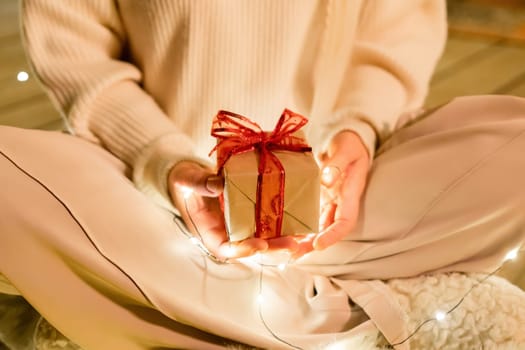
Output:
[257,263,304,350]
[172,192,304,349]
[388,262,507,348]
[173,189,523,349]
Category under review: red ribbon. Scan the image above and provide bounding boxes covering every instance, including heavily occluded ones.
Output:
[210,109,312,239]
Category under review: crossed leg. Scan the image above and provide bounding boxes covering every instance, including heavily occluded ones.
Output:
[1,95,524,349]
[299,95,525,280]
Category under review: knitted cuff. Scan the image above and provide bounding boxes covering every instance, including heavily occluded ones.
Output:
[133,132,214,212]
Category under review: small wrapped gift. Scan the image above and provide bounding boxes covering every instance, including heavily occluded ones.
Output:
[210,109,320,241]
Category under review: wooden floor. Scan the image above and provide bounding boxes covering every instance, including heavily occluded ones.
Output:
[0,0,61,130]
[0,1,524,289]
[428,35,525,108]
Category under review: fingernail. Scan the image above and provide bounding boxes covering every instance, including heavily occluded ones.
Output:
[206,176,223,194]
[321,166,341,186]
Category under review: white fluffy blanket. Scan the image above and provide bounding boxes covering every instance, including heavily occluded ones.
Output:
[1,273,524,350]
[383,273,525,350]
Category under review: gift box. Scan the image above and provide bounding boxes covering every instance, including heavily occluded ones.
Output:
[211,109,320,241]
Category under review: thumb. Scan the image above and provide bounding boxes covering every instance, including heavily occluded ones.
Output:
[169,161,223,197]
[320,131,363,186]
[320,150,349,188]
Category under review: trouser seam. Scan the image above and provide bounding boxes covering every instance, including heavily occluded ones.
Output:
[0,150,154,307]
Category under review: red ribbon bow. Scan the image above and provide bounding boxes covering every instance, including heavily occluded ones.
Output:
[210,109,312,239]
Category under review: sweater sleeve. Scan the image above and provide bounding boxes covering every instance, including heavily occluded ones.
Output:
[313,0,447,160]
[20,0,202,210]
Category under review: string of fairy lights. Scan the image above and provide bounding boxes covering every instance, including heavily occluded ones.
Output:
[174,184,523,350]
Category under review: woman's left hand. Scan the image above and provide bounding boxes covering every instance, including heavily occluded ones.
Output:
[294,130,370,258]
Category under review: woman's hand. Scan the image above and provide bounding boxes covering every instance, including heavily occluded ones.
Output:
[295,131,370,257]
[168,161,298,260]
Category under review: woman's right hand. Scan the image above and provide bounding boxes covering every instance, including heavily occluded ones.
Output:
[168,161,298,260]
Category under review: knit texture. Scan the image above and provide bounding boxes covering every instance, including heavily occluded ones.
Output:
[20,0,447,207]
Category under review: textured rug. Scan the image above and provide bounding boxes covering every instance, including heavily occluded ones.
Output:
[447,0,525,42]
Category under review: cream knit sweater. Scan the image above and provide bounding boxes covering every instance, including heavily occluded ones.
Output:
[21,0,446,208]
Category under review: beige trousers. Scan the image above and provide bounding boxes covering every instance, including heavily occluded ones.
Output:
[1,95,524,350]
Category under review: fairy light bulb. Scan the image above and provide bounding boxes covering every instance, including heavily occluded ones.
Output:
[435,310,446,322]
[504,247,519,261]
[189,237,200,246]
[17,71,29,82]
[277,263,286,271]
[177,185,194,199]
[221,245,236,258]
[256,294,264,304]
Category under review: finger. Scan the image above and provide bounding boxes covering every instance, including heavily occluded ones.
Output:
[266,236,299,253]
[219,238,268,259]
[320,154,351,189]
[184,196,267,259]
[170,161,223,197]
[182,195,227,250]
[314,159,368,250]
[314,218,354,250]
[335,158,368,222]
[320,131,368,186]
[319,201,336,231]
[291,235,315,260]
[219,236,300,259]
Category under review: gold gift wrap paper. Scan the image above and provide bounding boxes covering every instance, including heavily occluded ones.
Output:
[222,150,320,242]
